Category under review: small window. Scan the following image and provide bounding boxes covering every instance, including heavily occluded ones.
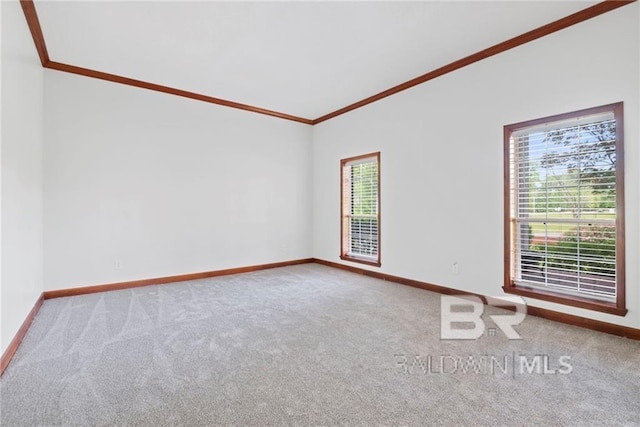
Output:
[504,103,626,315]
[341,152,381,266]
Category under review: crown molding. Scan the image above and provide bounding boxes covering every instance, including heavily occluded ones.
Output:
[312,0,636,124]
[19,0,49,66]
[20,0,637,125]
[19,0,313,124]
[44,61,314,124]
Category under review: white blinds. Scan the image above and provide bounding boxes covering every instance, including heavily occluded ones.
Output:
[510,112,617,301]
[343,156,379,259]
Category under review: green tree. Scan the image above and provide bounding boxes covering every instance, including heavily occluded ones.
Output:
[350,162,378,215]
[540,120,616,195]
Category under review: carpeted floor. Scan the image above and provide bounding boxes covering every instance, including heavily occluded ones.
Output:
[1,263,639,426]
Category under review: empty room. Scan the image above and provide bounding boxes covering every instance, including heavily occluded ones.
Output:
[1,0,639,425]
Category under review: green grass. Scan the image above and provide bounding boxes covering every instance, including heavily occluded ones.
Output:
[526,212,615,236]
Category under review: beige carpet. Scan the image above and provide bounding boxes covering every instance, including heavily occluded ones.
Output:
[1,263,639,425]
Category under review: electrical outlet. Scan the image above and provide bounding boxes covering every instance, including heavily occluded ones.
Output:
[114,260,123,270]
[452,262,459,275]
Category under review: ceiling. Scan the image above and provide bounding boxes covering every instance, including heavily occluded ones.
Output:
[35,1,601,120]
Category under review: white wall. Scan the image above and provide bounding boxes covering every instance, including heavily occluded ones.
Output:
[0,0,4,354]
[313,4,640,328]
[1,1,637,352]
[43,72,312,290]
[1,0,45,353]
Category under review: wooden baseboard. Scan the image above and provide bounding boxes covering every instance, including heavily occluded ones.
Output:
[0,293,45,376]
[43,258,315,299]
[312,258,640,341]
[313,258,485,298]
[2,256,636,378]
[1,258,314,376]
[524,306,640,340]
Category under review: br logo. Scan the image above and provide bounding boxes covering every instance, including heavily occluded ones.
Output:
[440,295,527,340]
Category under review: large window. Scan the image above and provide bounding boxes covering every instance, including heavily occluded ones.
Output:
[504,103,626,315]
[341,152,381,266]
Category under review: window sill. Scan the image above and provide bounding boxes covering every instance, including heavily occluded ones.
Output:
[340,255,381,268]
[503,284,627,316]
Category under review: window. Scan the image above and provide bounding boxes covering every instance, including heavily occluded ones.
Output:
[341,152,381,266]
[504,103,626,315]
